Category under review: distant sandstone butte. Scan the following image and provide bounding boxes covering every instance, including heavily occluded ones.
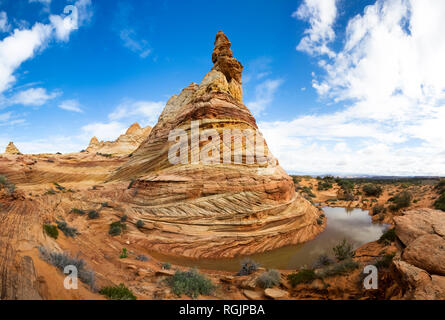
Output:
[4,142,20,155]
[86,122,152,155]
[109,31,324,258]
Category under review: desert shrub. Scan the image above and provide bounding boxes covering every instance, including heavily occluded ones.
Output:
[161,262,171,270]
[6,183,16,194]
[0,175,6,185]
[99,283,136,300]
[56,220,78,237]
[317,180,333,191]
[312,254,334,269]
[120,248,128,259]
[96,152,112,158]
[372,204,385,215]
[136,220,144,228]
[378,228,397,245]
[292,176,301,185]
[109,221,126,236]
[38,246,95,290]
[301,186,316,198]
[362,184,383,197]
[88,210,99,219]
[136,254,149,262]
[287,269,316,287]
[434,193,445,212]
[236,258,259,276]
[435,180,445,194]
[389,191,412,211]
[317,218,323,225]
[317,259,359,278]
[338,179,354,192]
[101,202,110,208]
[43,224,59,239]
[374,254,395,269]
[128,179,135,189]
[256,270,281,289]
[120,214,128,222]
[168,268,214,299]
[71,208,85,215]
[333,239,355,261]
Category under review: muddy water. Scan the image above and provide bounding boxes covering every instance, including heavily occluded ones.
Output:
[149,206,389,272]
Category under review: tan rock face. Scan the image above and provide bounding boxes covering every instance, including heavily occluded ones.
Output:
[86,123,152,155]
[5,142,20,155]
[393,209,445,299]
[109,31,323,258]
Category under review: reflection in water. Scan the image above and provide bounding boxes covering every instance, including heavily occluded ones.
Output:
[149,206,388,272]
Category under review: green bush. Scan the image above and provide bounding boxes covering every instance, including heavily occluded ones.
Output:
[389,191,412,211]
[317,259,359,278]
[0,175,6,185]
[434,193,445,212]
[136,220,144,228]
[71,208,85,215]
[128,179,136,189]
[120,214,128,222]
[378,228,397,244]
[372,204,385,215]
[136,254,149,262]
[435,180,445,194]
[374,254,395,269]
[120,248,128,259]
[317,218,323,225]
[256,270,281,289]
[287,269,316,287]
[162,262,171,270]
[88,210,99,219]
[99,284,136,300]
[43,224,59,239]
[362,184,383,197]
[237,258,259,276]
[333,239,355,261]
[56,220,78,237]
[168,268,214,299]
[109,221,126,236]
[317,180,333,191]
[312,254,334,269]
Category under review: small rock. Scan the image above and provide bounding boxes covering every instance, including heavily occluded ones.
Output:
[243,290,263,300]
[264,288,288,299]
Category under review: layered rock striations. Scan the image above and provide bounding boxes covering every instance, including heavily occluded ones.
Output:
[4,142,20,155]
[86,122,152,155]
[109,31,324,258]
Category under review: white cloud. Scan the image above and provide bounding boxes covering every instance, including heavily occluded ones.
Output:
[246,79,283,116]
[29,0,52,4]
[108,100,164,126]
[266,0,445,176]
[0,11,10,33]
[58,99,83,112]
[293,0,338,57]
[10,87,59,106]
[81,121,128,142]
[0,23,53,94]
[119,29,151,58]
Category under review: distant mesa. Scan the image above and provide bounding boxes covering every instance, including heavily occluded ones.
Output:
[86,122,152,155]
[4,142,21,155]
[109,31,323,258]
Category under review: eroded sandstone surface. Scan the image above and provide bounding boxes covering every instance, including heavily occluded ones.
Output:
[86,122,152,155]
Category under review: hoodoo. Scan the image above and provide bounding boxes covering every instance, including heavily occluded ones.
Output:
[85,123,152,155]
[4,142,20,155]
[109,31,324,258]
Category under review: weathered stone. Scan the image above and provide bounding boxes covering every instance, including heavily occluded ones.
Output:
[243,290,263,300]
[5,142,20,155]
[402,234,445,276]
[264,288,288,299]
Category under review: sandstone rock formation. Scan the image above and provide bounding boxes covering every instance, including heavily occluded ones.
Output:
[393,208,445,299]
[4,142,20,155]
[86,122,152,155]
[109,31,323,258]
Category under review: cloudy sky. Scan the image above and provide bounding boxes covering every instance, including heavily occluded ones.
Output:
[0,0,444,176]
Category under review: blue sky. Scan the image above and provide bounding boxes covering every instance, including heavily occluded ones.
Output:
[0,0,444,176]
